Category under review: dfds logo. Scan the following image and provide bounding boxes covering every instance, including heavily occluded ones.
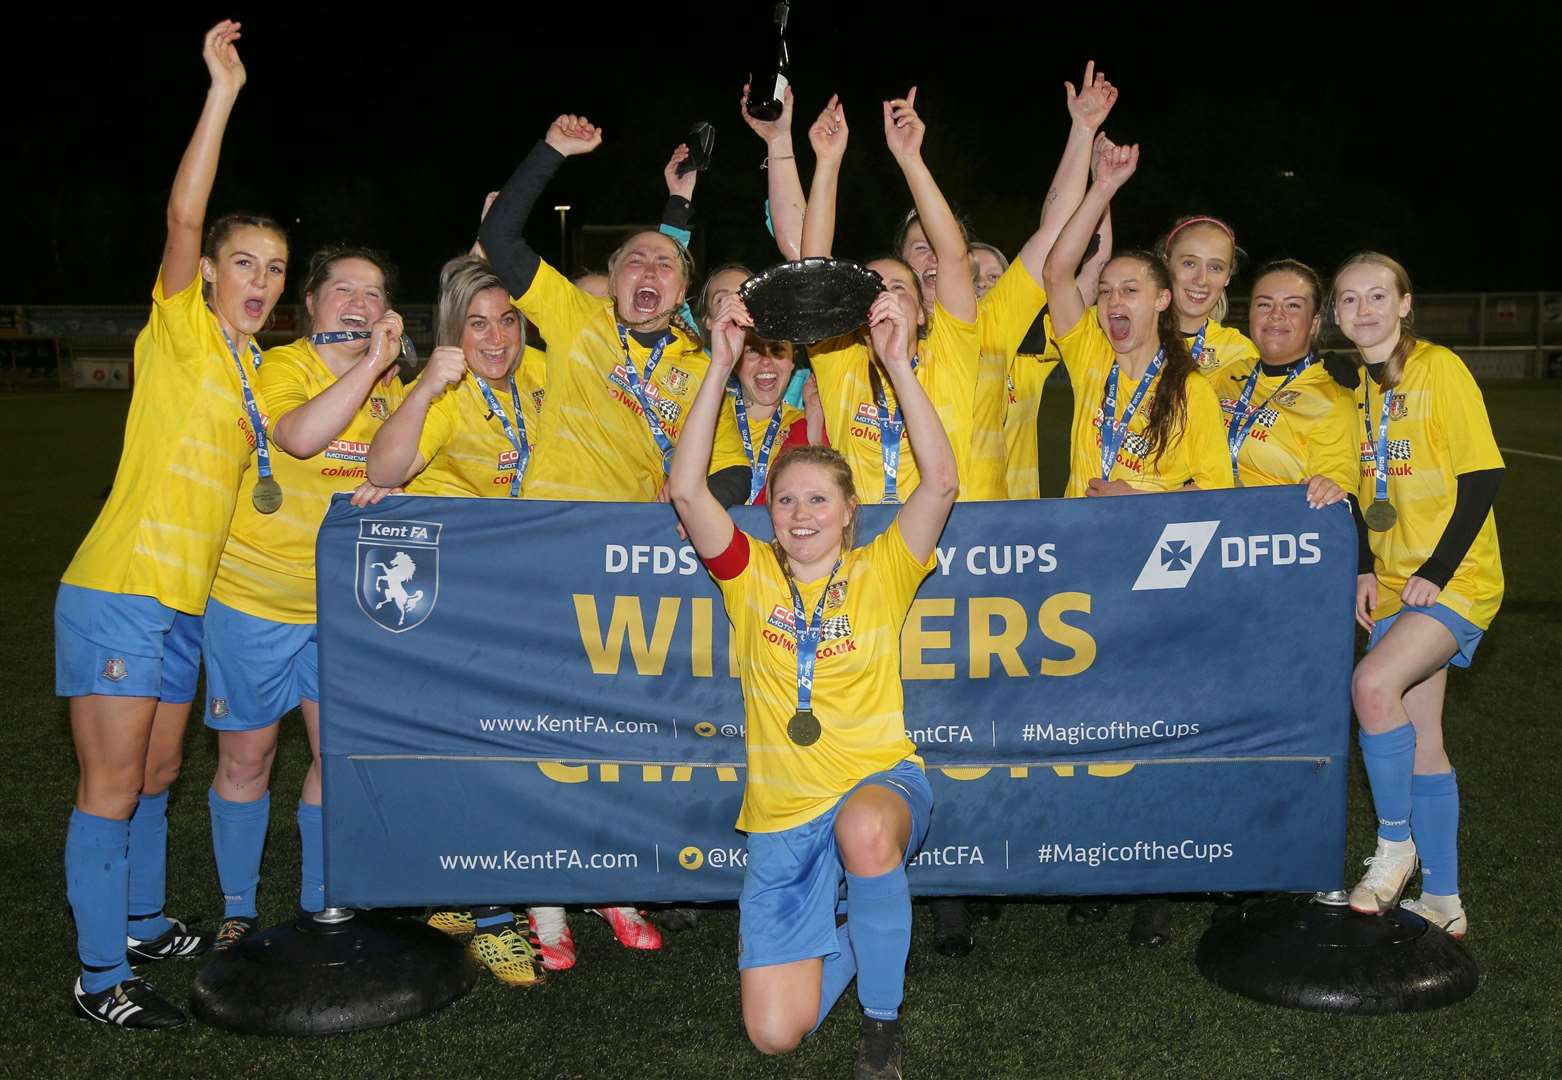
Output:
[1132,519,1321,591]
[1132,521,1220,591]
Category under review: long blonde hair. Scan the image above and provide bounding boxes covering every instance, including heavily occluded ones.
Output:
[1330,252,1417,389]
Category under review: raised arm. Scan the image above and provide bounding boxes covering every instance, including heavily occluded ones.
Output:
[670,300,748,558]
[883,88,975,323]
[742,83,806,260]
[1011,61,1118,281]
[870,293,956,560]
[660,143,697,248]
[1042,141,1138,338]
[477,114,602,299]
[165,20,247,295]
[273,312,404,457]
[365,346,467,487]
[800,96,848,259]
[1078,205,1114,303]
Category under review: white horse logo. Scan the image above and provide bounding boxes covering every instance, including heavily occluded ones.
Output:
[371,551,425,627]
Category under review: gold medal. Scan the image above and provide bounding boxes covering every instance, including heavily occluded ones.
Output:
[787,709,821,747]
[252,476,284,514]
[1363,499,1396,532]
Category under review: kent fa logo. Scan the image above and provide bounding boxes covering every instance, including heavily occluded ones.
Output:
[1131,520,1221,591]
[357,519,443,632]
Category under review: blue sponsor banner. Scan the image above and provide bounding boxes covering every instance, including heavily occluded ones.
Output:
[317,487,1355,906]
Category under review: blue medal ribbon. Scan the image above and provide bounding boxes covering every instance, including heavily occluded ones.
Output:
[216,321,272,482]
[867,358,917,504]
[732,385,785,504]
[1367,378,1393,505]
[310,330,372,346]
[1099,349,1164,481]
[788,558,843,716]
[1226,354,1314,485]
[614,325,676,474]
[474,374,529,498]
[1188,322,1209,364]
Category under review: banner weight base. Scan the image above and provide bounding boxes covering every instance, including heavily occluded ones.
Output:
[191,909,477,1035]
[1196,894,1477,1014]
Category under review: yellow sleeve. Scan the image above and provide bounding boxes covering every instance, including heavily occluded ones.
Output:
[515,260,606,354]
[146,270,215,373]
[869,519,937,616]
[1055,308,1105,383]
[708,392,749,474]
[1308,387,1362,492]
[256,346,311,429]
[979,261,1048,358]
[1183,375,1234,489]
[415,385,459,467]
[1431,349,1504,473]
[926,303,979,464]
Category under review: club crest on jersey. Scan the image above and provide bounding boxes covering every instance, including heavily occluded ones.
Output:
[824,580,848,611]
[209,697,229,719]
[356,519,443,633]
[102,658,128,682]
[664,367,691,395]
[1195,347,1218,371]
[1273,389,1301,408]
[368,395,390,421]
[531,388,546,413]
[1388,392,1408,420]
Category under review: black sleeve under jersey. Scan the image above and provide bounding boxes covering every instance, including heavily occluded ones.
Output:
[477,141,566,299]
[661,195,693,231]
[1413,468,1503,588]
[707,465,753,509]
[1016,303,1053,357]
[1348,495,1373,574]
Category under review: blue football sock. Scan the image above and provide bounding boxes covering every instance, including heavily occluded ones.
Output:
[473,907,515,930]
[297,801,324,913]
[1411,770,1460,895]
[65,808,133,993]
[126,791,171,940]
[1358,724,1416,842]
[209,788,269,919]
[845,866,911,1022]
[813,920,856,1031]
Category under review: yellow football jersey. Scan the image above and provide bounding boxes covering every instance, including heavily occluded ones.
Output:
[967,262,1048,500]
[708,388,807,494]
[1190,319,1258,381]
[707,522,931,833]
[408,346,547,499]
[809,303,978,505]
[211,340,407,623]
[516,262,710,502]
[1003,339,1062,501]
[1058,312,1232,497]
[62,272,264,615]
[1213,358,1358,491]
[1355,341,1504,629]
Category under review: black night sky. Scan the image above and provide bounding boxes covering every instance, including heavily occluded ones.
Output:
[5,5,1557,305]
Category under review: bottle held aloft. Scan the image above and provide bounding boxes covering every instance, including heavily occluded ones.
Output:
[746,1,792,122]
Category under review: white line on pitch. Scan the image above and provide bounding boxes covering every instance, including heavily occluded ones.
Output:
[1500,446,1562,462]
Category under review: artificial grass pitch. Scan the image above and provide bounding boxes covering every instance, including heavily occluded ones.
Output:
[2,387,1559,1079]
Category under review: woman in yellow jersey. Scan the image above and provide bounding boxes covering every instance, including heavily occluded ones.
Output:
[669,291,957,1079]
[1117,259,1358,946]
[477,114,711,502]
[1220,260,1359,498]
[54,21,286,1028]
[707,330,821,507]
[797,88,979,506]
[1156,214,1258,381]
[1042,142,1231,498]
[1332,253,1503,939]
[200,246,405,954]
